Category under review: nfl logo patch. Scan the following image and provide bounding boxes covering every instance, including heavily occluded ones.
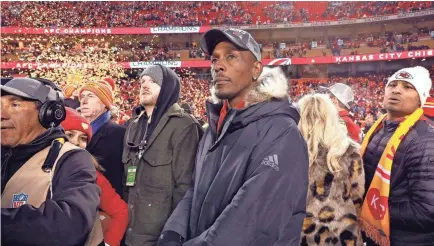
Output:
[12,192,29,208]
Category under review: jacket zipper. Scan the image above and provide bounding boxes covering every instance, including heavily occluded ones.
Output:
[1,149,14,196]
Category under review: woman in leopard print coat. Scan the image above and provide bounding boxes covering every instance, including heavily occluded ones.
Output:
[298,94,365,246]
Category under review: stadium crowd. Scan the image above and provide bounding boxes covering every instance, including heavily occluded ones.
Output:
[117,69,209,122]
[267,29,432,58]
[56,64,433,127]
[2,63,433,126]
[322,1,433,20]
[1,1,433,28]
[2,31,432,63]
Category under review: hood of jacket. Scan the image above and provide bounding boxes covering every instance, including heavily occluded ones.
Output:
[209,66,290,107]
[206,66,300,131]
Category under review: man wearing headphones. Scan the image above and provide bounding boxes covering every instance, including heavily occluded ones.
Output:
[1,78,100,245]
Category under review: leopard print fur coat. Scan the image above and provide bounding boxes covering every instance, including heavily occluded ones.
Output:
[301,143,365,246]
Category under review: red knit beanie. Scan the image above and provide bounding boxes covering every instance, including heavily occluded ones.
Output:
[60,107,93,143]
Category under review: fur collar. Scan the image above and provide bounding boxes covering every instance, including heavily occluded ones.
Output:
[209,66,289,107]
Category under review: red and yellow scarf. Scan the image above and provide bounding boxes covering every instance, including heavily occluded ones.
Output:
[359,108,423,246]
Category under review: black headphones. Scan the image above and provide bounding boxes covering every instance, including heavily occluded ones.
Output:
[31,78,66,129]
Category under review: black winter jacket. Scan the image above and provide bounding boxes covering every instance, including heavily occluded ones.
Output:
[87,121,126,196]
[163,99,309,246]
[363,118,434,245]
[1,127,100,246]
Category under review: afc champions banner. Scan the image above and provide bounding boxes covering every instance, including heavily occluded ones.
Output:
[0,26,211,35]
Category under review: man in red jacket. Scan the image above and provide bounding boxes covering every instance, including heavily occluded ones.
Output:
[324,83,361,142]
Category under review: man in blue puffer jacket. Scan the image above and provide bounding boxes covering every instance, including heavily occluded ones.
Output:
[158,28,309,246]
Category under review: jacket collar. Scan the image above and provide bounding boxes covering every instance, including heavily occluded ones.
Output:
[217,100,245,134]
[206,99,300,150]
[145,103,183,149]
[2,127,65,156]
[90,110,111,135]
[208,66,289,107]
[1,127,66,190]
[87,121,110,151]
[339,110,350,118]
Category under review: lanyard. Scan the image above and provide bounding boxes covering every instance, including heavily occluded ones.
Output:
[125,113,149,166]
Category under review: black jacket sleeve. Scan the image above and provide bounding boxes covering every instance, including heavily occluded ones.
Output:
[162,187,194,241]
[389,133,434,232]
[1,149,101,246]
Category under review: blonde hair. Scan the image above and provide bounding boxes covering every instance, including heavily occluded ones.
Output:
[298,93,357,173]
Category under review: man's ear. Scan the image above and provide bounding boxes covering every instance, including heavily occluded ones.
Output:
[252,61,263,81]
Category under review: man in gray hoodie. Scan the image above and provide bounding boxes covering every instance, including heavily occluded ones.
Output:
[123,65,203,246]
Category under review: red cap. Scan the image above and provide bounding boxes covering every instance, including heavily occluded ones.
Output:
[60,107,93,142]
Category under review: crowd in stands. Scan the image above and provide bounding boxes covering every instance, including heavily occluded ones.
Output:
[2,64,433,127]
[263,2,310,24]
[266,30,432,58]
[189,47,206,59]
[322,1,433,20]
[111,65,434,125]
[330,32,431,56]
[117,47,181,62]
[407,43,431,51]
[290,74,387,132]
[207,1,258,26]
[1,2,203,28]
[108,69,210,123]
[293,66,434,133]
[0,37,182,63]
[1,1,433,28]
[2,31,432,63]
[118,66,434,127]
